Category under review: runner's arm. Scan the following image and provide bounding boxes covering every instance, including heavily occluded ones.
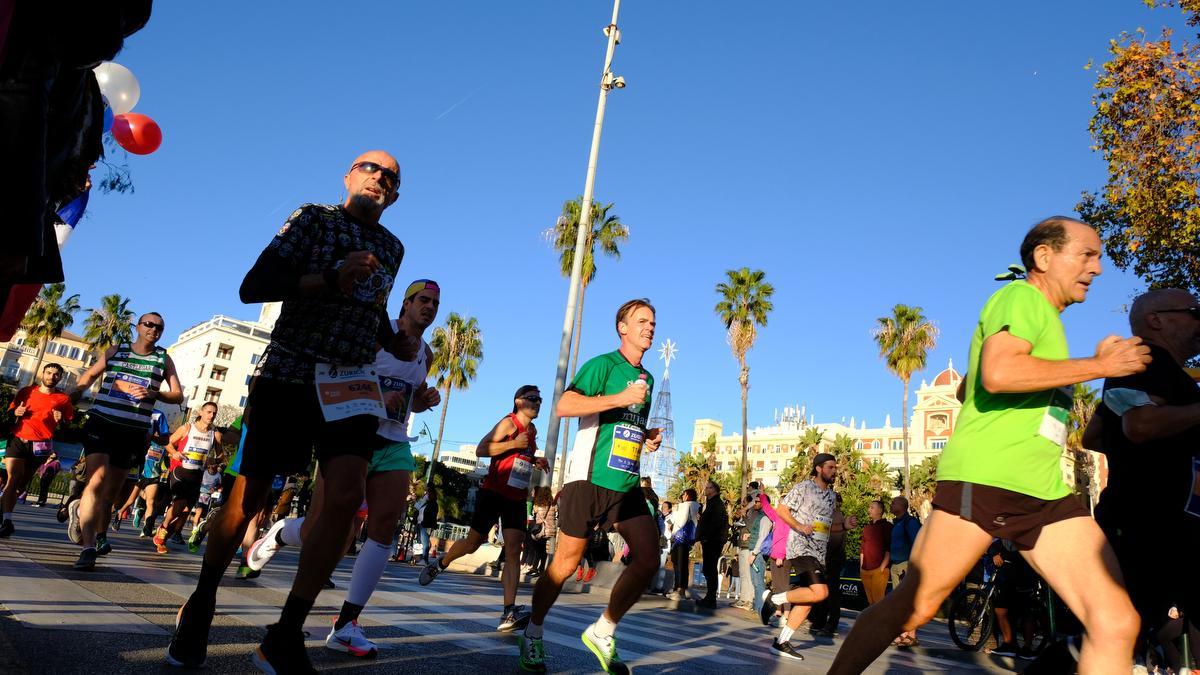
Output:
[979,331,1109,394]
[167,425,188,459]
[476,417,524,457]
[154,355,184,404]
[774,501,813,535]
[556,387,644,419]
[69,346,116,403]
[1121,400,1200,444]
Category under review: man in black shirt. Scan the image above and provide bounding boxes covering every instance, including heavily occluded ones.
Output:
[167,151,416,673]
[1090,288,1200,667]
[695,479,728,608]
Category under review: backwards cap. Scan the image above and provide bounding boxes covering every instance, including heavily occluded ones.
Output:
[404,279,440,301]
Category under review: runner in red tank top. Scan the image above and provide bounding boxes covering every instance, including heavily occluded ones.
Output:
[419,384,548,632]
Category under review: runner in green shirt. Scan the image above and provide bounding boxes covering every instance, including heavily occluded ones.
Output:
[831,217,1151,675]
[519,299,663,674]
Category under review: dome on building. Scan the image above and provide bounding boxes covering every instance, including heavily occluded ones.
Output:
[931,358,960,387]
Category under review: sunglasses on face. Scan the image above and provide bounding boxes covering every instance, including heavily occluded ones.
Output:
[521,396,543,403]
[352,161,400,190]
[140,321,164,331]
[1156,307,1200,320]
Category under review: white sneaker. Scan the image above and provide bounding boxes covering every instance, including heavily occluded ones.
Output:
[325,618,377,658]
[246,519,288,571]
[67,500,82,544]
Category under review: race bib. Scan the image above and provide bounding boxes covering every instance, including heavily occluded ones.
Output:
[110,372,151,402]
[314,363,386,422]
[32,440,51,457]
[182,451,206,471]
[1038,387,1071,447]
[507,456,534,491]
[198,492,211,505]
[146,445,164,461]
[378,375,414,423]
[607,424,644,475]
[811,519,831,543]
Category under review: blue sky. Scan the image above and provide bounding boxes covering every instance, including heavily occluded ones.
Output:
[62,2,1187,459]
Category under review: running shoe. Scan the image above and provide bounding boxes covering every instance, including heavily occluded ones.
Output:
[759,590,777,626]
[246,519,288,571]
[235,564,261,580]
[771,639,805,661]
[418,560,442,586]
[325,618,378,658]
[132,507,143,530]
[73,547,98,571]
[0,519,13,538]
[583,568,597,583]
[498,605,532,632]
[252,623,316,674]
[171,532,185,546]
[518,634,546,673]
[581,624,628,674]
[155,539,170,555]
[187,530,201,554]
[165,597,213,668]
[56,503,69,523]
[96,534,112,556]
[67,499,82,544]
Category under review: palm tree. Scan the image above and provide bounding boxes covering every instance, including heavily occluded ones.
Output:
[83,293,134,352]
[19,284,81,385]
[871,304,939,499]
[798,427,824,464]
[714,267,775,505]
[861,458,895,496]
[829,432,864,489]
[547,198,629,478]
[429,313,483,480]
[1067,384,1100,504]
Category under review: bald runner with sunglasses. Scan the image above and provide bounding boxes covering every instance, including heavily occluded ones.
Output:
[69,312,184,571]
[167,151,418,673]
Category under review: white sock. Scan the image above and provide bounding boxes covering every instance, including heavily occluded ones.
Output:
[779,625,795,643]
[771,592,789,605]
[346,538,390,606]
[280,517,304,547]
[592,613,617,638]
[525,621,544,639]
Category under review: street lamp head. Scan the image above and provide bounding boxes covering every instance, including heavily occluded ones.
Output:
[612,75,626,89]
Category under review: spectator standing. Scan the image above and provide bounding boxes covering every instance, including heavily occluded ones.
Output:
[666,488,700,600]
[747,493,774,613]
[733,495,757,609]
[859,499,892,605]
[415,487,439,564]
[696,480,728,608]
[760,490,792,623]
[35,452,62,507]
[888,495,922,646]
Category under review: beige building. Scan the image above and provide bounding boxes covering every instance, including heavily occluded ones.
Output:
[1,328,97,394]
[440,444,487,478]
[167,303,279,410]
[691,361,965,490]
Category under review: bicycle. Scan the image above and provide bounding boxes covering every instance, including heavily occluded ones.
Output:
[948,569,1065,654]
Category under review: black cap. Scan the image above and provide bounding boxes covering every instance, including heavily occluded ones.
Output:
[811,452,836,475]
[514,385,539,399]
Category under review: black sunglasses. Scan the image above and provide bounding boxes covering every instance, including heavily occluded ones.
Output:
[140,321,164,331]
[352,161,400,190]
[520,395,543,403]
[1156,307,1200,320]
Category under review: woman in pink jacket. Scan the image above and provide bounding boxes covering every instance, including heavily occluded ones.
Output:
[759,493,791,623]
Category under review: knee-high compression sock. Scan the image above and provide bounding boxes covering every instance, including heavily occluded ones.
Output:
[336,538,390,629]
[278,592,315,633]
[280,517,304,547]
[193,561,228,604]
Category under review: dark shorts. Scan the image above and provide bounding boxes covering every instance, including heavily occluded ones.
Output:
[82,414,150,470]
[932,480,1090,551]
[556,480,650,539]
[137,475,162,490]
[168,468,203,508]
[238,377,382,480]
[469,488,528,537]
[788,555,828,588]
[993,569,1038,615]
[4,437,51,466]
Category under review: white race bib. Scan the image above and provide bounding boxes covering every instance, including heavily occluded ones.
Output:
[507,456,533,491]
[1038,387,1072,447]
[314,363,386,422]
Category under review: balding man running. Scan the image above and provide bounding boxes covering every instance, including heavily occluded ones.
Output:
[167,151,416,673]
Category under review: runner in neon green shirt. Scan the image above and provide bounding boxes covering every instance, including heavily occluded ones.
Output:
[831,217,1152,675]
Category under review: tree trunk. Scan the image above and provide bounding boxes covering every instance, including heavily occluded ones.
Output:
[554,282,588,491]
[27,339,48,387]
[739,359,750,505]
[429,383,452,483]
[901,376,911,499]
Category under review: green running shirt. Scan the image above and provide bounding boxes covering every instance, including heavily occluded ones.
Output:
[563,351,654,493]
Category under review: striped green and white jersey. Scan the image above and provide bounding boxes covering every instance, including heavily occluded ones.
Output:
[90,342,168,429]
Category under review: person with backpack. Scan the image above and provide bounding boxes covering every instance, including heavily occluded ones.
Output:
[665,488,701,600]
[888,495,922,647]
[747,493,774,614]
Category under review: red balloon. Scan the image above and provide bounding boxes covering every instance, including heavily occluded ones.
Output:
[111,112,162,155]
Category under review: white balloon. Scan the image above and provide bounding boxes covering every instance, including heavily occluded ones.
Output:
[93,62,140,115]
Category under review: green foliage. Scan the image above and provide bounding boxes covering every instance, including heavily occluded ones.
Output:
[412,455,474,523]
[429,312,483,472]
[83,294,134,352]
[871,304,938,498]
[548,198,629,286]
[1078,0,1200,294]
[908,455,940,514]
[19,283,81,385]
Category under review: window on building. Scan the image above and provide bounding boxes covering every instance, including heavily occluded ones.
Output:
[872,440,881,450]
[191,386,198,402]
[210,366,227,381]
[4,364,18,380]
[46,342,58,354]
[769,461,778,472]
[216,344,233,360]
[931,439,947,450]
[239,396,247,407]
[755,461,764,470]
[203,342,211,357]
[245,374,252,385]
[855,440,864,450]
[892,439,905,451]
[13,336,23,346]
[69,347,81,360]
[752,445,760,453]
[250,353,261,364]
[196,364,205,378]
[204,388,222,403]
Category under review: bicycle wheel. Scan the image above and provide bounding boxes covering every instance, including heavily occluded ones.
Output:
[949,587,995,651]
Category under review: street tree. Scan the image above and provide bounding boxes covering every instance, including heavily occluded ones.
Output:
[19,283,80,386]
[872,304,938,498]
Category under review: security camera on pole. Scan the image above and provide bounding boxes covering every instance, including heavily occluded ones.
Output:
[544,0,628,490]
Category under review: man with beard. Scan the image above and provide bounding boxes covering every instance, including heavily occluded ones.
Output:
[1,363,74,538]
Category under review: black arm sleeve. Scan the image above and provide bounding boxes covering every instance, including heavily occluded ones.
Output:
[240,249,303,304]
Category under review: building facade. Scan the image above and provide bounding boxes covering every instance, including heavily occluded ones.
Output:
[0,328,97,394]
[440,444,487,478]
[691,362,965,490]
[167,303,279,410]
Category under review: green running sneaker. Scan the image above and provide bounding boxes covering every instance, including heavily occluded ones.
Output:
[582,625,628,675]
[517,634,546,672]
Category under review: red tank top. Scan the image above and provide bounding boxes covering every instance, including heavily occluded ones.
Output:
[481,414,536,502]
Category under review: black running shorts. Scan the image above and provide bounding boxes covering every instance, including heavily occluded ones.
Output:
[555,480,650,539]
[168,468,203,508]
[238,376,382,480]
[469,488,528,537]
[788,555,828,588]
[82,414,150,470]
